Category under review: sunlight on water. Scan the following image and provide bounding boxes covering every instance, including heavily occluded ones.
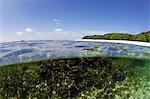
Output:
[0,40,150,65]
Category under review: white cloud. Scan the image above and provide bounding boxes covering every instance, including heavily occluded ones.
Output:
[52,18,61,25]
[16,27,34,36]
[53,28,64,32]
[14,29,117,41]
[16,31,23,35]
[25,27,34,33]
[52,19,59,22]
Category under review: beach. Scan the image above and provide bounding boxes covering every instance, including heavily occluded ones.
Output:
[76,39,150,47]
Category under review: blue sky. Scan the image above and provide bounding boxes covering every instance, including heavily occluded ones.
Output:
[0,0,149,42]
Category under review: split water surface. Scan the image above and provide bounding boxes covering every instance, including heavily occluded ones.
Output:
[0,40,150,98]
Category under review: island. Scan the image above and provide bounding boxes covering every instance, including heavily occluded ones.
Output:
[82,31,150,42]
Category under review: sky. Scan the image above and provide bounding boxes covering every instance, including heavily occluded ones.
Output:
[0,0,149,42]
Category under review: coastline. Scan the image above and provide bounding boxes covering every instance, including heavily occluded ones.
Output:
[75,39,150,47]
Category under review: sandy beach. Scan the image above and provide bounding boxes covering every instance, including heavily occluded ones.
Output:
[76,39,150,47]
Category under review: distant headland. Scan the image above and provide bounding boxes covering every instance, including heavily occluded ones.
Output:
[82,31,150,42]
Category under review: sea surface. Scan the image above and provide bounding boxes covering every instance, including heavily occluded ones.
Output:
[0,40,150,65]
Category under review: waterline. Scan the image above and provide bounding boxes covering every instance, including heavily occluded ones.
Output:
[76,39,150,47]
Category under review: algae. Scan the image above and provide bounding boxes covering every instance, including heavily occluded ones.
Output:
[83,46,102,52]
[0,56,149,98]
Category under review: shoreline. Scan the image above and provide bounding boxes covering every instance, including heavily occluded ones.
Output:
[75,39,150,47]
[1,39,150,47]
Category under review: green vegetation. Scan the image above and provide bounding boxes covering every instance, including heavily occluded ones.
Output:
[83,46,102,52]
[0,56,149,98]
[83,31,150,42]
[143,52,150,56]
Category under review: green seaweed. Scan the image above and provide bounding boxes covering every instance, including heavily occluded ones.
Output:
[83,46,102,52]
[143,52,150,56]
[0,56,149,98]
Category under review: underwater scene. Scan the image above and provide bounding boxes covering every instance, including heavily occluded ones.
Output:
[1,0,150,98]
[0,40,150,98]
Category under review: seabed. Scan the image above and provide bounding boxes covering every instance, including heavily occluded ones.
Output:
[0,56,150,98]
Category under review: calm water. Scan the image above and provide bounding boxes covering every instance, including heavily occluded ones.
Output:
[0,40,150,65]
[0,40,150,98]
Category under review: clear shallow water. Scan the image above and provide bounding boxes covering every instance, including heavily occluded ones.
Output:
[0,40,150,65]
[0,40,150,98]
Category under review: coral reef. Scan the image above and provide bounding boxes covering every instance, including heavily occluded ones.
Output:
[0,56,149,98]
